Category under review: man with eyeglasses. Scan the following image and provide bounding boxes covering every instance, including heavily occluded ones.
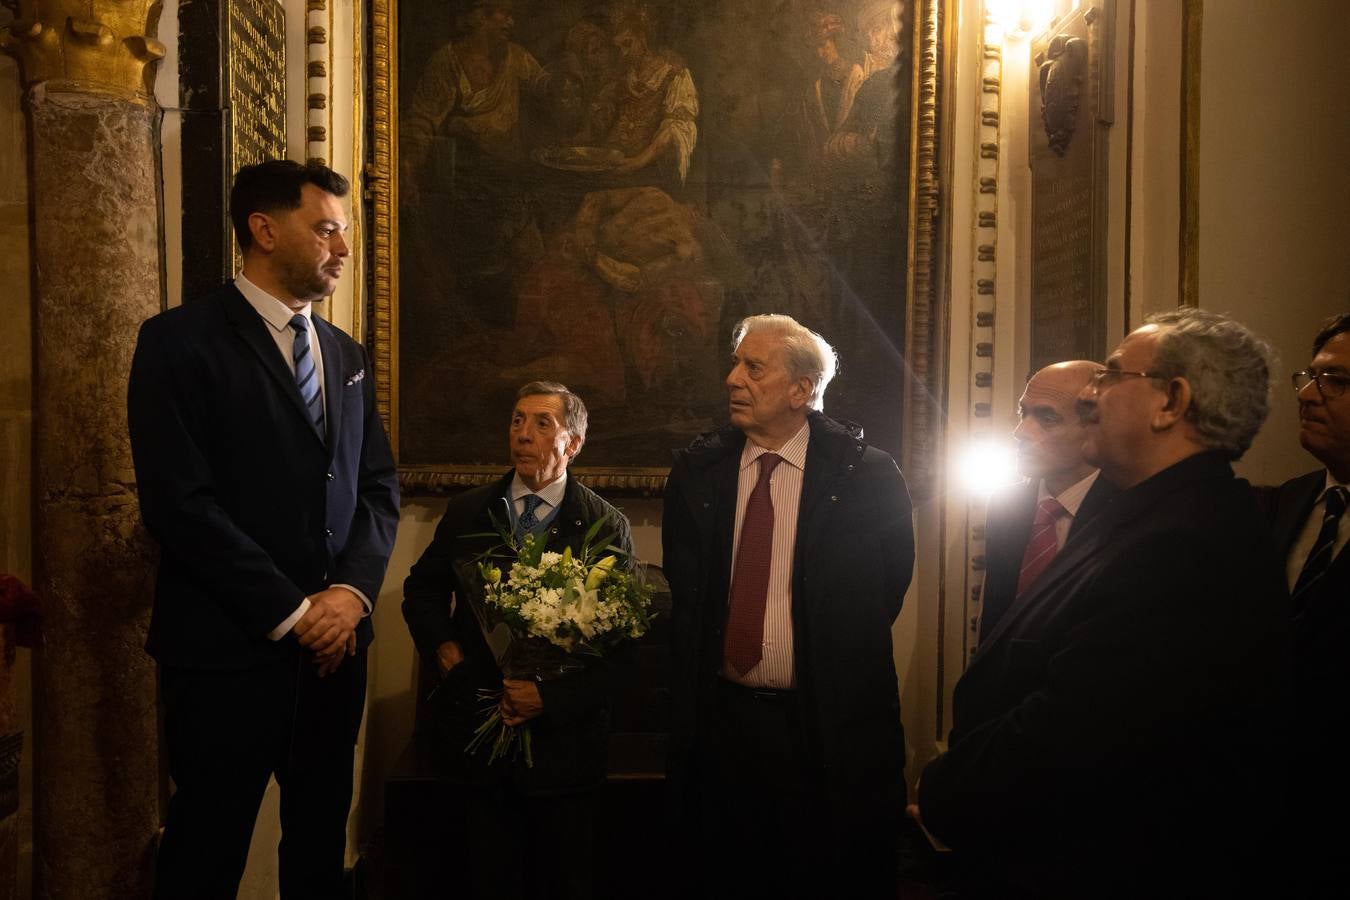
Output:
[915,309,1290,896]
[977,360,1118,641]
[1261,312,1350,894]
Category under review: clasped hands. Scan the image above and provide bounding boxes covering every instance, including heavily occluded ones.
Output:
[291,587,363,676]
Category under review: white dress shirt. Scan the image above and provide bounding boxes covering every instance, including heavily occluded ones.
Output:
[1038,469,1101,551]
[234,275,371,640]
[509,471,568,526]
[722,422,810,689]
[1285,471,1350,591]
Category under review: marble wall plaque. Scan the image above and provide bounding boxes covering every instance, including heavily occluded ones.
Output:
[1029,0,1113,373]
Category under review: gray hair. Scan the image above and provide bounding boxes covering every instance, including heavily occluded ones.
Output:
[517,381,588,445]
[1145,308,1273,460]
[732,314,839,410]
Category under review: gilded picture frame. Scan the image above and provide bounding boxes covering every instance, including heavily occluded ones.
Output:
[368,0,946,495]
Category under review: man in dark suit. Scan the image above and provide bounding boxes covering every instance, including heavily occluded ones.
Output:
[664,314,914,898]
[979,360,1117,640]
[128,161,400,898]
[402,381,633,900]
[1263,312,1350,894]
[916,309,1290,897]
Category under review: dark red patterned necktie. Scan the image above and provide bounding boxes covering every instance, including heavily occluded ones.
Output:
[724,453,782,676]
[1016,496,1069,597]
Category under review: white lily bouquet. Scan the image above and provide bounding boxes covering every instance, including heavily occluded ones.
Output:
[459,510,653,767]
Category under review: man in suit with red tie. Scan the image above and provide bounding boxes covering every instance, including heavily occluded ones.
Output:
[1261,313,1350,894]
[916,309,1290,896]
[978,360,1117,640]
[664,314,914,898]
[128,161,400,897]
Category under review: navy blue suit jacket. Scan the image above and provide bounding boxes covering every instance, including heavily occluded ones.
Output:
[128,284,400,670]
[1263,468,1350,879]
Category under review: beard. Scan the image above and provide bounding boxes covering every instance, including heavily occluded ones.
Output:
[279,255,335,302]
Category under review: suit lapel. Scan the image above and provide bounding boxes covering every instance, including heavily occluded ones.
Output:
[314,316,344,454]
[1273,470,1326,558]
[222,286,326,448]
[974,513,1109,657]
[711,451,740,587]
[796,426,841,529]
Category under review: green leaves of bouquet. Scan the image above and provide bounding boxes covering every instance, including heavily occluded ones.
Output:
[460,508,655,767]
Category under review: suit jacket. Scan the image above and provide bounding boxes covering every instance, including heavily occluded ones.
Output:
[978,474,1118,641]
[920,452,1291,897]
[663,412,914,809]
[402,472,634,795]
[128,284,400,670]
[1264,468,1350,879]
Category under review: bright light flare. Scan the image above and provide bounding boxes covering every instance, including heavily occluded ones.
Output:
[959,440,1022,498]
[985,0,1057,36]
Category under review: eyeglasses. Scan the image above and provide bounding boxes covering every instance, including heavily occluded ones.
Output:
[1292,370,1350,399]
[1088,367,1163,389]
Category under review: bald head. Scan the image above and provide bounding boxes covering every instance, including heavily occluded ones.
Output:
[1013,360,1099,494]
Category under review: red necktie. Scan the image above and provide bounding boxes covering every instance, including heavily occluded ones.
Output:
[1016,497,1069,597]
[724,453,782,676]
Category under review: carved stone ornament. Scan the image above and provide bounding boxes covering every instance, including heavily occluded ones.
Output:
[1038,33,1086,157]
[0,0,165,95]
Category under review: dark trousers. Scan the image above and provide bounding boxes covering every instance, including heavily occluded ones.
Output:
[154,645,368,900]
[459,781,596,900]
[690,679,899,900]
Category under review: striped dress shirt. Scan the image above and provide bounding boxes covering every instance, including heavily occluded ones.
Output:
[721,422,810,689]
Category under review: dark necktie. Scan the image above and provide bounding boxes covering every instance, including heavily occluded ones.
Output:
[1292,486,1348,607]
[1016,496,1069,597]
[724,453,782,676]
[289,314,325,439]
[517,494,544,542]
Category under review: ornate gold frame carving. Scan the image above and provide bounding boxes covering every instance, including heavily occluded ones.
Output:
[367,0,948,496]
[901,0,948,502]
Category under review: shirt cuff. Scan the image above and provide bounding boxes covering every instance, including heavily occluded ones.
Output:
[332,583,373,616]
[269,598,310,641]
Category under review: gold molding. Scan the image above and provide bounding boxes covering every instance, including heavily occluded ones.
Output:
[900,0,948,501]
[1179,0,1201,307]
[350,0,365,342]
[1,0,165,96]
[368,0,396,463]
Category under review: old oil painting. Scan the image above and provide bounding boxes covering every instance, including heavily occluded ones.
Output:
[392,0,915,480]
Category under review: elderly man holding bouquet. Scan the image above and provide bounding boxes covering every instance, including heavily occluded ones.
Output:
[402,380,636,900]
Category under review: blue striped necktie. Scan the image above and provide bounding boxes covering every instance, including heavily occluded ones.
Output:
[517,494,544,542]
[289,314,326,439]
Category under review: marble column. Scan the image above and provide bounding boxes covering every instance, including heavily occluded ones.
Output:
[2,4,165,898]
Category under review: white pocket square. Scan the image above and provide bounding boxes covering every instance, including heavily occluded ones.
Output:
[345,369,366,386]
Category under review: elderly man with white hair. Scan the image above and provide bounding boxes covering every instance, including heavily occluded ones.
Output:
[917,308,1291,897]
[663,314,915,898]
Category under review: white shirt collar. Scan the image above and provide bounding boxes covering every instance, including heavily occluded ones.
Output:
[1038,469,1100,516]
[235,273,312,334]
[510,470,568,510]
[1321,470,1348,500]
[742,420,810,472]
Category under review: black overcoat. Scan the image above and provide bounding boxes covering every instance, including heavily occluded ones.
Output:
[663,411,915,813]
[921,452,1292,896]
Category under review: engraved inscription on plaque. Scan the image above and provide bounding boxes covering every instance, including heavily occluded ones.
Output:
[227,0,287,271]
[179,0,288,301]
[1029,1,1112,373]
[228,0,287,172]
[1032,176,1094,365]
